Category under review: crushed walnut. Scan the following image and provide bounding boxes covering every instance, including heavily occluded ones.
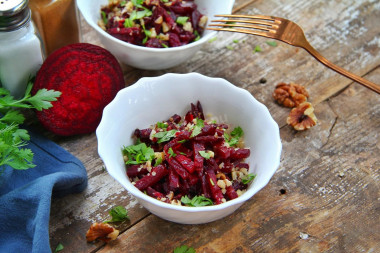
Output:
[86,223,119,243]
[287,102,318,130]
[273,82,309,108]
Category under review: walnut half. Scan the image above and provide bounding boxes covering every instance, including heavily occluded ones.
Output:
[273,82,309,108]
[287,102,318,130]
[86,223,119,243]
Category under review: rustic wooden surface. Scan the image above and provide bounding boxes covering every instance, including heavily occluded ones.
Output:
[48,0,380,252]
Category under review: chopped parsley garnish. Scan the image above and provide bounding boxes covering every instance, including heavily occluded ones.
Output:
[122,143,155,165]
[154,129,178,143]
[101,11,108,25]
[156,122,168,129]
[233,39,239,43]
[173,245,196,253]
[176,16,189,25]
[194,30,200,41]
[208,37,217,43]
[154,156,162,166]
[190,118,204,138]
[104,206,129,223]
[266,40,278,47]
[224,126,244,146]
[254,45,262,53]
[131,9,152,20]
[54,243,64,253]
[181,195,213,207]
[131,0,144,7]
[242,173,256,184]
[125,8,152,29]
[124,18,134,28]
[168,147,177,158]
[198,150,211,159]
[226,45,234,50]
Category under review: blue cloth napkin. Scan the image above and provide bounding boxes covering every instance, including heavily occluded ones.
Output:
[0,128,88,253]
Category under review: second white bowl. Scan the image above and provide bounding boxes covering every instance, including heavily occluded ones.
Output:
[77,0,235,70]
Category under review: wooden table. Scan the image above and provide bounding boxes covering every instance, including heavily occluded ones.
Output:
[49,0,380,252]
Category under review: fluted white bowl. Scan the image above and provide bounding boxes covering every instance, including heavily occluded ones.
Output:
[96,73,282,224]
[77,0,235,70]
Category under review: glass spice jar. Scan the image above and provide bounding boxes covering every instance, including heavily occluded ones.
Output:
[29,0,80,56]
[0,0,44,98]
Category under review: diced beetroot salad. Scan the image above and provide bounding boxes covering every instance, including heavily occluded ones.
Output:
[99,0,208,48]
[122,101,256,207]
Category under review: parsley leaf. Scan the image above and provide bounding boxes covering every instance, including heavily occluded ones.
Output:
[190,118,204,138]
[242,173,256,184]
[154,156,162,166]
[154,129,177,143]
[224,126,244,146]
[173,245,196,253]
[266,40,278,47]
[254,45,262,53]
[54,243,64,253]
[122,143,155,165]
[25,88,61,111]
[104,206,129,223]
[176,16,189,25]
[168,147,176,158]
[101,11,108,25]
[194,30,200,41]
[181,195,213,207]
[131,0,144,7]
[198,150,211,159]
[124,18,134,28]
[208,37,217,43]
[156,121,167,129]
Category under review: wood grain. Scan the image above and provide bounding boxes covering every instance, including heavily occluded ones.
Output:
[48,0,380,252]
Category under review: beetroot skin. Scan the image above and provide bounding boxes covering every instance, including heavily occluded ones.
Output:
[32,43,124,136]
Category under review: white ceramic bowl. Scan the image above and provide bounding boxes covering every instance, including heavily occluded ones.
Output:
[76,0,235,70]
[96,73,282,224]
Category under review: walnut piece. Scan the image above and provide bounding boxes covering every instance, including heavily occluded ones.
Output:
[273,82,309,108]
[287,102,317,130]
[86,223,119,243]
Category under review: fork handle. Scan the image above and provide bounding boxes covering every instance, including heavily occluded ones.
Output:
[302,43,380,94]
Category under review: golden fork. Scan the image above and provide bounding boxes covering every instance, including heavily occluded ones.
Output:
[208,14,380,94]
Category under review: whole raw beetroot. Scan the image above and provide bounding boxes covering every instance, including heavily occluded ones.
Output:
[32,43,124,136]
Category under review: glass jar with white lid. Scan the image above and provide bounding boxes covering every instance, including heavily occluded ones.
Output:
[0,0,44,98]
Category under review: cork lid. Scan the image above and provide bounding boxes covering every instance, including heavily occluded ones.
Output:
[0,0,30,32]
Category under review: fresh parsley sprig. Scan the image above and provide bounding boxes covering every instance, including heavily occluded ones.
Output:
[0,80,61,175]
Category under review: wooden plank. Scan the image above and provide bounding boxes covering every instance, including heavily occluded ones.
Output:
[96,66,380,253]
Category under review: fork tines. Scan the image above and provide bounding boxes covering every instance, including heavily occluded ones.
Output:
[208,14,280,37]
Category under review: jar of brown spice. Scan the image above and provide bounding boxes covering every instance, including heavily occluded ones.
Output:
[29,0,80,55]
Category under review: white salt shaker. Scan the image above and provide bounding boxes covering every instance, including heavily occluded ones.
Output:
[0,0,44,98]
